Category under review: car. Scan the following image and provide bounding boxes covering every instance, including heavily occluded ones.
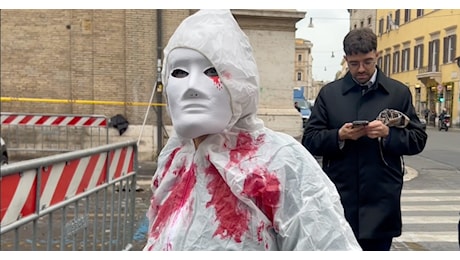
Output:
[293,99,312,128]
[1,137,8,166]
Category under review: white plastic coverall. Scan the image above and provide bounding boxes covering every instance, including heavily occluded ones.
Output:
[144,9,361,251]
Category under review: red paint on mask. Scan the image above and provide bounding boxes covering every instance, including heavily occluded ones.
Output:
[205,161,249,243]
[242,168,280,223]
[211,76,223,90]
[149,163,197,240]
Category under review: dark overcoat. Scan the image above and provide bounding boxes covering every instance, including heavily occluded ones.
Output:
[302,68,428,239]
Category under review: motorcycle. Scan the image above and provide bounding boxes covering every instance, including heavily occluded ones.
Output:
[438,114,451,131]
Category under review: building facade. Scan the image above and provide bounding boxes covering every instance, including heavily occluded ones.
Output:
[348,9,377,32]
[294,38,313,100]
[0,9,306,160]
[375,9,459,127]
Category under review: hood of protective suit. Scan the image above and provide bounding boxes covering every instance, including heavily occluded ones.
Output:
[145,9,361,251]
[162,9,263,133]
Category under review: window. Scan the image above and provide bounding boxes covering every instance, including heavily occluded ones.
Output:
[378,18,384,35]
[377,56,383,69]
[368,17,371,26]
[386,14,392,32]
[443,34,457,63]
[414,44,424,69]
[395,10,400,26]
[360,20,364,28]
[416,9,424,17]
[297,72,302,81]
[404,9,411,23]
[298,54,302,62]
[393,50,400,73]
[401,47,410,71]
[428,39,440,72]
[383,54,391,76]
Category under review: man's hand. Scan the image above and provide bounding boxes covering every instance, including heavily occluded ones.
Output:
[365,120,389,139]
[338,122,367,141]
[338,120,389,141]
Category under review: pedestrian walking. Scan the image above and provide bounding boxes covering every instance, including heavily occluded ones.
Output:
[302,27,428,251]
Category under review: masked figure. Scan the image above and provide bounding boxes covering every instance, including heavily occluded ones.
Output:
[144,9,360,251]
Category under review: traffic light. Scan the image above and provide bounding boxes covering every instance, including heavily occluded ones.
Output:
[438,93,444,102]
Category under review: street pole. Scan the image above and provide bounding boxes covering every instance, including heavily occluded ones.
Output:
[155,10,164,158]
[156,59,163,158]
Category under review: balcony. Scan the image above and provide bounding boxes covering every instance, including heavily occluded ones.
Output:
[416,65,441,85]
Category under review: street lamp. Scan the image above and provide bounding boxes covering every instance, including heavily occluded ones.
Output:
[308,17,314,28]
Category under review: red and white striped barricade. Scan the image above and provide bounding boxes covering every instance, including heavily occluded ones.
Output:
[0,112,109,158]
[0,140,138,251]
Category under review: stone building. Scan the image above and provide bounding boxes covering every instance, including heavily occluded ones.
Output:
[0,9,306,161]
[294,38,313,100]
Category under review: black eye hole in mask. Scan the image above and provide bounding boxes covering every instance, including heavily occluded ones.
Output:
[171,69,189,78]
[204,67,218,77]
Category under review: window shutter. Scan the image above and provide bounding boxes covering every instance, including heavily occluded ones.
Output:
[420,44,424,68]
[451,35,457,62]
[443,36,448,63]
[428,41,433,68]
[435,39,440,67]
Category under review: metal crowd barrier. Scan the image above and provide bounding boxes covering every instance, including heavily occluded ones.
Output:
[0,112,109,160]
[0,140,138,251]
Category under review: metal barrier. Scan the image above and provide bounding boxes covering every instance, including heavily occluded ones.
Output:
[0,112,109,160]
[0,140,138,251]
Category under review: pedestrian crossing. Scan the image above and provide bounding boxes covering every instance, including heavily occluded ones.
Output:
[393,189,460,250]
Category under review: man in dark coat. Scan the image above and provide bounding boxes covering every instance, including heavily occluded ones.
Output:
[302,28,427,251]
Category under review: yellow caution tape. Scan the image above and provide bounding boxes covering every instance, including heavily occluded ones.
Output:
[0,97,166,107]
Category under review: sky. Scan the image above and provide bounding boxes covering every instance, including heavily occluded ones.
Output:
[296,9,350,82]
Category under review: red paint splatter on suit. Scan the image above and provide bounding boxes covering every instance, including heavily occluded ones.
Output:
[153,147,181,188]
[243,169,280,223]
[225,132,281,223]
[221,71,232,80]
[227,132,265,164]
[257,221,264,242]
[149,162,197,240]
[205,159,250,243]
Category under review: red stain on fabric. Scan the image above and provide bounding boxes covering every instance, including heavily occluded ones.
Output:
[243,169,280,223]
[153,147,181,188]
[221,71,232,80]
[149,162,197,240]
[257,221,264,242]
[224,132,280,222]
[228,132,265,165]
[205,160,249,243]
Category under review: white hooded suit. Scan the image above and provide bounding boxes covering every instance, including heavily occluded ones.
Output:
[144,9,361,251]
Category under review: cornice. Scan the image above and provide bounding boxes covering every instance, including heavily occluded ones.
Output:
[231,9,306,32]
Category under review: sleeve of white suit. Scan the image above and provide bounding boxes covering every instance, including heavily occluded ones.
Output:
[272,144,361,250]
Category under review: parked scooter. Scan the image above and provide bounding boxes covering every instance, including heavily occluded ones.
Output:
[438,114,451,131]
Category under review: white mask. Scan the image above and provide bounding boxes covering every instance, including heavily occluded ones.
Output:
[165,48,232,139]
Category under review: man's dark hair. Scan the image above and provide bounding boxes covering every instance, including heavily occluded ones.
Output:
[343,28,377,56]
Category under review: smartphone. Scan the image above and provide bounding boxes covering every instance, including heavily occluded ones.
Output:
[352,120,369,127]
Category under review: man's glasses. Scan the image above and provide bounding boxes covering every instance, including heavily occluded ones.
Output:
[347,60,376,69]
